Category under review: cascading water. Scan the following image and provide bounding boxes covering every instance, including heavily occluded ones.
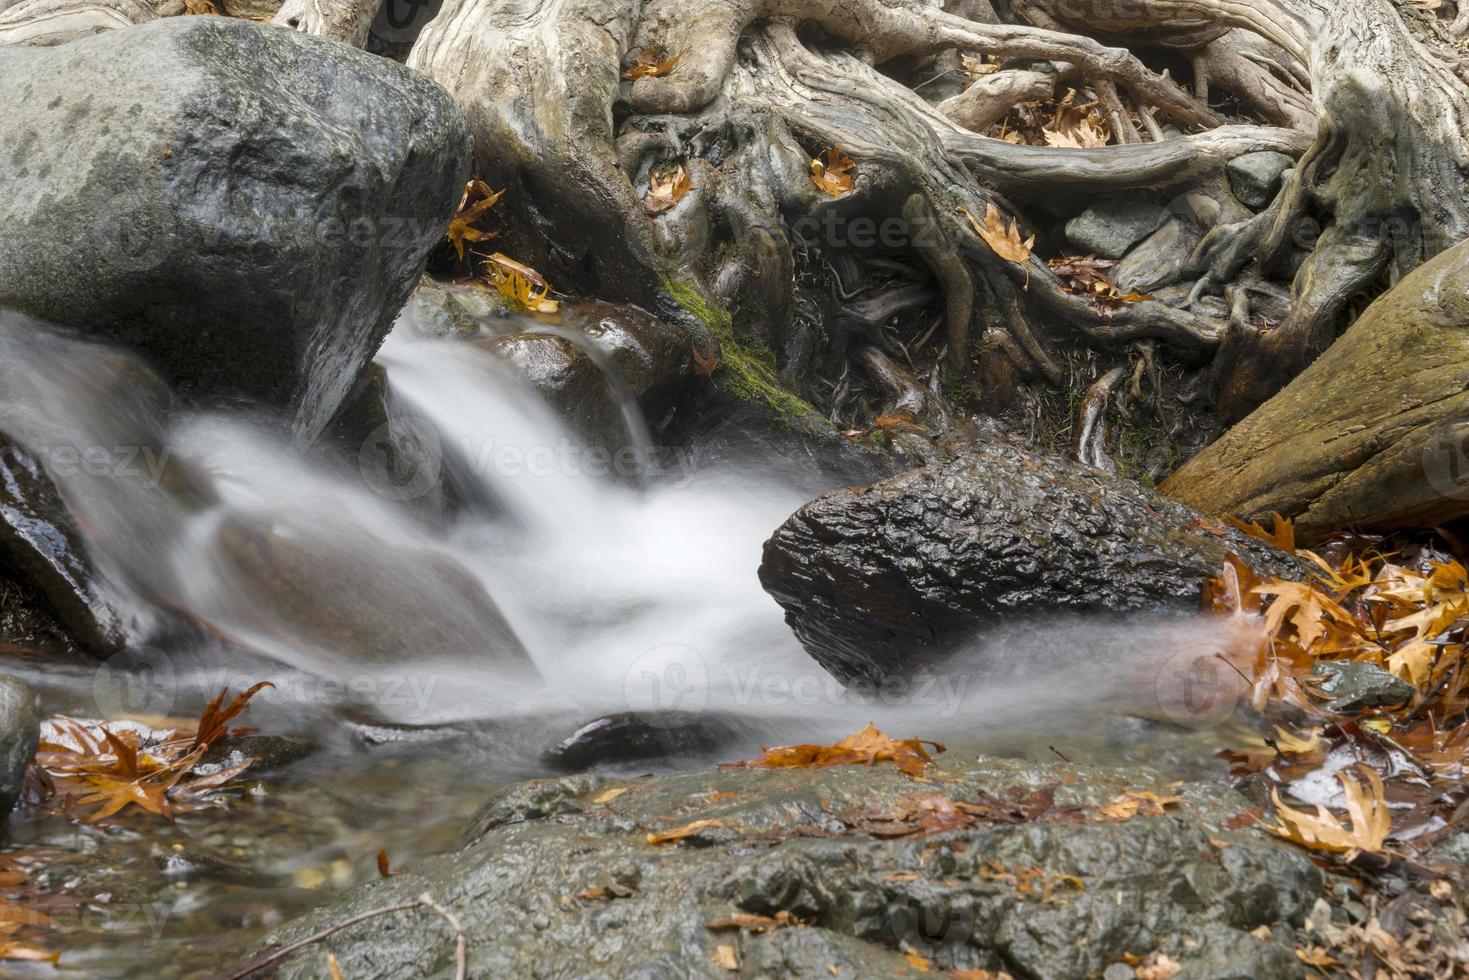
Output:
[0,308,1257,977]
[0,310,1248,754]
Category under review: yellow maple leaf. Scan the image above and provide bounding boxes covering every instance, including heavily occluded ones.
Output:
[1269,767,1391,855]
[483,252,559,313]
[810,148,855,198]
[446,179,503,262]
[959,204,1035,287]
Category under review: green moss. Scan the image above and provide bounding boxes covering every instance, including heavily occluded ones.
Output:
[661,275,827,433]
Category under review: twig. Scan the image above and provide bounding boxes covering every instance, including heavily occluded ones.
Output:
[417,891,468,980]
[221,890,467,980]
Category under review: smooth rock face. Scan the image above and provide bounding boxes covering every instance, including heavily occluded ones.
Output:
[759,442,1301,684]
[1065,196,1170,259]
[0,18,470,438]
[1226,150,1294,209]
[0,675,39,819]
[1161,238,1469,541]
[251,757,1322,980]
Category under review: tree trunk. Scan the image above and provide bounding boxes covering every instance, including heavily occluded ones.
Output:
[1161,238,1469,543]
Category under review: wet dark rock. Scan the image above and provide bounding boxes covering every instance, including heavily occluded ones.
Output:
[400,276,483,338]
[252,756,1322,980]
[1065,195,1171,259]
[1227,151,1295,210]
[200,734,317,775]
[0,675,39,819]
[759,442,1304,684]
[0,18,470,438]
[0,434,130,656]
[1309,661,1414,713]
[473,301,697,454]
[541,711,749,771]
[319,361,491,520]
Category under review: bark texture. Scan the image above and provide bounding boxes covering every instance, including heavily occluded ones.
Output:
[1162,238,1469,543]
[7,0,1469,514]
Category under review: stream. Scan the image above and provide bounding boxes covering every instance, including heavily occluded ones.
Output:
[0,312,1241,978]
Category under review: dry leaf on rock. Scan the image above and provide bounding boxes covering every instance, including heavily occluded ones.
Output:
[483,252,559,313]
[1097,790,1183,821]
[645,818,728,845]
[644,164,695,214]
[721,723,943,778]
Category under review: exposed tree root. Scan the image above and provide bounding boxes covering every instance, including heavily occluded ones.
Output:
[9,0,1469,465]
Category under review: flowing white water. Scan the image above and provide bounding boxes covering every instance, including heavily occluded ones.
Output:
[0,312,1248,756]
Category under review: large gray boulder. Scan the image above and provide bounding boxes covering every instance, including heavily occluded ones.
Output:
[759,442,1302,684]
[243,756,1323,979]
[0,17,470,438]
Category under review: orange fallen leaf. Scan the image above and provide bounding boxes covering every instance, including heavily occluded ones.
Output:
[644,164,695,214]
[959,204,1034,287]
[1097,790,1183,821]
[624,48,680,80]
[810,148,855,198]
[692,343,719,379]
[721,723,944,778]
[1226,512,1295,553]
[645,818,727,845]
[706,911,800,933]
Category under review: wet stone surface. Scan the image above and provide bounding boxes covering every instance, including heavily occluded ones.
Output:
[251,755,1324,980]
